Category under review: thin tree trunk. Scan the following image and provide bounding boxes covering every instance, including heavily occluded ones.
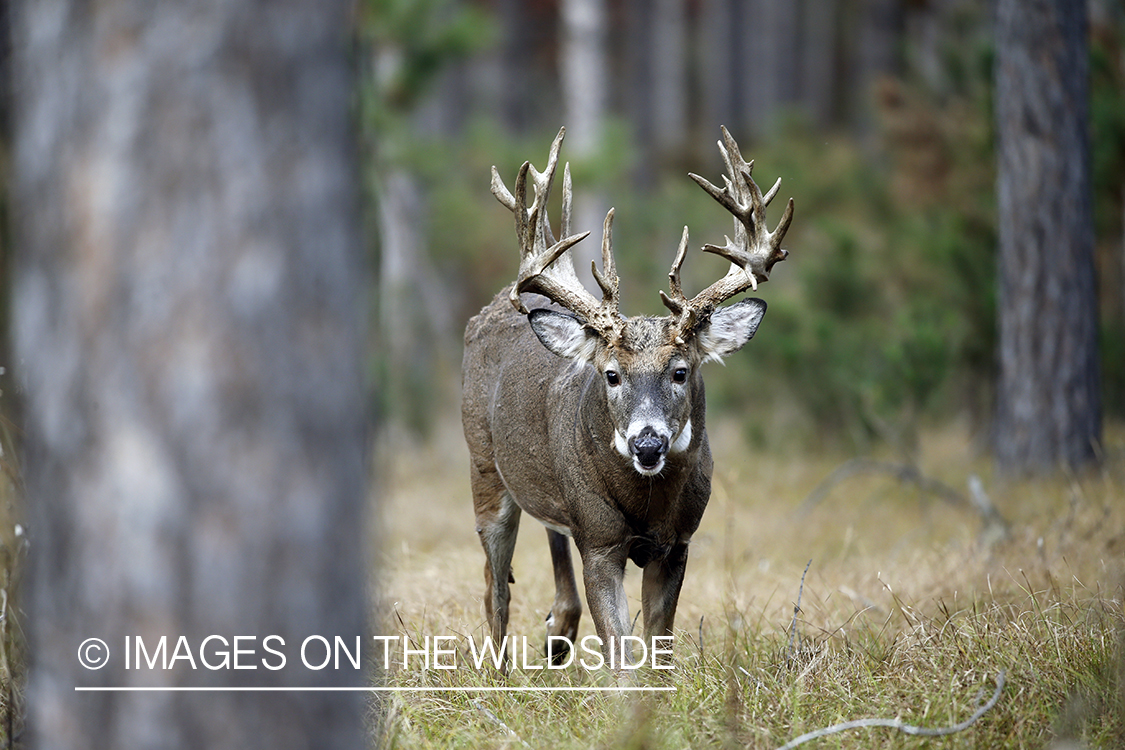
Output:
[561,0,609,288]
[698,0,738,139]
[651,0,687,157]
[11,1,369,746]
[741,0,801,136]
[801,0,838,127]
[376,167,452,433]
[994,0,1101,473]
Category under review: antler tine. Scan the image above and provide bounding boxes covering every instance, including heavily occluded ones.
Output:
[491,128,623,334]
[661,226,690,311]
[590,208,619,305]
[669,127,793,331]
[659,226,693,344]
[762,176,782,206]
[560,163,573,242]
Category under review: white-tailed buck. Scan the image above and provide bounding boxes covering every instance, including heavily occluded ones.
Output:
[462,127,793,668]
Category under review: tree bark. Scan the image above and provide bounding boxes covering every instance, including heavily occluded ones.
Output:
[11,0,369,746]
[698,0,739,139]
[561,0,609,288]
[800,0,838,128]
[994,0,1101,474]
[651,0,687,157]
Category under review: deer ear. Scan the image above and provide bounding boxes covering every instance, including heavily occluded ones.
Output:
[697,298,766,364]
[528,309,601,364]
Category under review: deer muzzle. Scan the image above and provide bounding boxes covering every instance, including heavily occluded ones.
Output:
[628,427,670,474]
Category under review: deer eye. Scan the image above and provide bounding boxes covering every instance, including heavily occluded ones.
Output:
[672,368,688,383]
[605,370,620,386]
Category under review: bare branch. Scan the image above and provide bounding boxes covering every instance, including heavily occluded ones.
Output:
[471,699,531,748]
[800,459,972,515]
[775,671,1006,750]
[798,459,1011,543]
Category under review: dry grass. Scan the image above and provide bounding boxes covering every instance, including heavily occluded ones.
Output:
[373,417,1125,749]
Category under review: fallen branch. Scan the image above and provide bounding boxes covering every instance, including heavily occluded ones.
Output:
[471,699,531,748]
[798,459,1009,541]
[774,671,1006,750]
[800,459,967,514]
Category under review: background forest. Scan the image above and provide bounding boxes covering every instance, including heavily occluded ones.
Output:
[361,0,1125,456]
[0,0,1123,747]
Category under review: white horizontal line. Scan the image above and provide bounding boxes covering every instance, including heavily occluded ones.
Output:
[74,686,676,693]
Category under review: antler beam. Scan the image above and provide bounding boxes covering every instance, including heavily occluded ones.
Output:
[491,127,622,337]
[662,126,794,335]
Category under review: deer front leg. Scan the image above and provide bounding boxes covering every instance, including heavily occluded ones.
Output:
[641,542,689,665]
[545,529,582,664]
[472,467,521,672]
[579,546,631,667]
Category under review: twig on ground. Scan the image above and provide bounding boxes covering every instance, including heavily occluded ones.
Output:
[471,699,531,748]
[774,670,1007,750]
[968,475,1011,543]
[798,459,1010,541]
[787,559,812,667]
[800,459,967,514]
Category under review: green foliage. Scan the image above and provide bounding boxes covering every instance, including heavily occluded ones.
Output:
[1090,25,1125,239]
[1090,20,1125,420]
[360,1,1125,444]
[359,0,495,124]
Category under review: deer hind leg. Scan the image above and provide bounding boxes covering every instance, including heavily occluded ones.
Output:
[471,465,521,665]
[544,529,582,664]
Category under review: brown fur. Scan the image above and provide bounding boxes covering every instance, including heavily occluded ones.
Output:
[462,288,733,668]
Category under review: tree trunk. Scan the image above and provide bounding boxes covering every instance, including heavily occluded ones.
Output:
[376,167,453,433]
[11,1,369,747]
[561,0,609,288]
[698,0,739,141]
[994,0,1101,474]
[800,0,838,128]
[651,0,687,158]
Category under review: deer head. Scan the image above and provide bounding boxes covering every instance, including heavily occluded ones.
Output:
[490,127,793,476]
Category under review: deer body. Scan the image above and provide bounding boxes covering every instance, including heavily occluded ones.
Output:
[462,128,792,668]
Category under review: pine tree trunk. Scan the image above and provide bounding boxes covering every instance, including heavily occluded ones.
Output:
[994,0,1101,474]
[11,1,369,746]
[561,0,609,287]
[651,0,687,157]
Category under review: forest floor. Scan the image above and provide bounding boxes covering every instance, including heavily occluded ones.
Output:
[373,417,1125,749]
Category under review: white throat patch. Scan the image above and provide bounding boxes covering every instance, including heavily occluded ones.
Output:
[669,420,693,454]
[614,429,630,459]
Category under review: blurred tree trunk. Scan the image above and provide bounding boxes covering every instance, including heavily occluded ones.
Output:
[800,0,838,128]
[853,0,903,137]
[376,167,452,433]
[744,0,800,135]
[994,0,1101,474]
[625,0,687,181]
[12,0,369,747]
[698,0,740,140]
[651,0,687,158]
[625,0,655,184]
[561,0,608,285]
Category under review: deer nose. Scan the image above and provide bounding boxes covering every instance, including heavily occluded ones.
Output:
[629,427,669,469]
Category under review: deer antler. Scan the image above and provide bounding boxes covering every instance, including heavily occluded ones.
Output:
[661,126,793,336]
[491,127,622,337]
